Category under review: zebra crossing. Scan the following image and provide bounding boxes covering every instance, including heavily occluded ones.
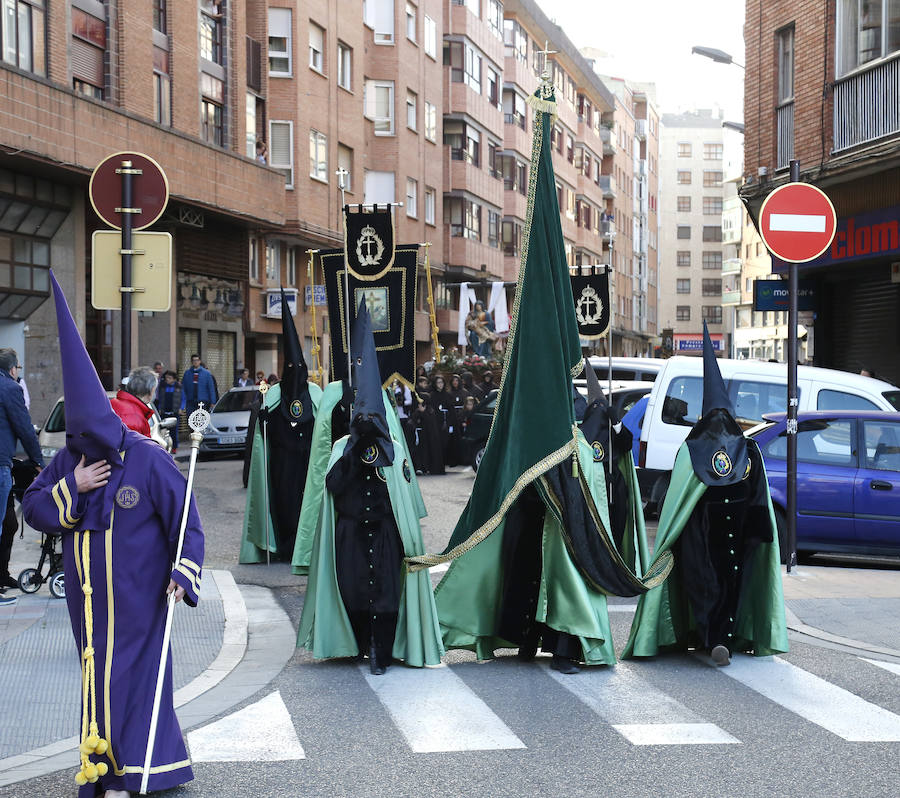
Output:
[186,652,900,762]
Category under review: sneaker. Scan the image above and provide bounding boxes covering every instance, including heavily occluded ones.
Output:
[2,575,18,590]
[0,595,17,607]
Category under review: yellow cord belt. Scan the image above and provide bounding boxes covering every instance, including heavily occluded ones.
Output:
[75,531,110,786]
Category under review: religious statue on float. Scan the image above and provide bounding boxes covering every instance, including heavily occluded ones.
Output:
[465,301,499,357]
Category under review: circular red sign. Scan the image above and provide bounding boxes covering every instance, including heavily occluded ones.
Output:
[759,182,837,263]
[89,152,169,230]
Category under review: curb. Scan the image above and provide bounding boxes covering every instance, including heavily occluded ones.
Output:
[0,572,295,787]
[784,605,900,663]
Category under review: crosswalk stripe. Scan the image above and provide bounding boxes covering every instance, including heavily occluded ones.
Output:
[862,657,900,678]
[721,656,900,742]
[544,662,739,745]
[362,664,526,753]
[187,691,306,762]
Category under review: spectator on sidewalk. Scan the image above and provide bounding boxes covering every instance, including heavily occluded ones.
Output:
[0,348,44,604]
[111,366,157,437]
[181,354,217,415]
[158,371,182,453]
[234,368,253,387]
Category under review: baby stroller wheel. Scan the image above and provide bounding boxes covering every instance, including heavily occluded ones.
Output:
[49,571,66,599]
[18,568,41,593]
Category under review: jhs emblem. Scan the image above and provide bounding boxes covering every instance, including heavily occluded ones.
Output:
[356,225,385,267]
[743,458,752,480]
[575,285,603,326]
[290,399,303,418]
[712,450,733,477]
[591,441,605,462]
[116,485,140,509]
[361,444,379,465]
[402,459,412,483]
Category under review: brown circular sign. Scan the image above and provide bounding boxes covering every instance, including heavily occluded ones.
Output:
[89,151,169,230]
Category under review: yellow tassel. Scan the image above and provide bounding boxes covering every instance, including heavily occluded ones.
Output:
[75,770,87,786]
[95,739,108,755]
[79,741,93,755]
[83,762,98,781]
[96,762,109,776]
[85,733,100,751]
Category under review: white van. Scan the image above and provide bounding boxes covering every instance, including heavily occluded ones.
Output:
[638,357,900,508]
[586,356,668,383]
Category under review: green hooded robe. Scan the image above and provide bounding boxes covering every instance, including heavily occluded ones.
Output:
[239,380,323,564]
[296,432,443,667]
[621,445,789,659]
[291,384,425,574]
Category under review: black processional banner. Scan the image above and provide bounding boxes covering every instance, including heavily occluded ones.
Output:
[571,269,611,339]
[320,246,418,389]
[343,205,395,280]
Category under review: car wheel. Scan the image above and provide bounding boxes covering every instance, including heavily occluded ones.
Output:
[473,446,485,472]
[647,472,670,520]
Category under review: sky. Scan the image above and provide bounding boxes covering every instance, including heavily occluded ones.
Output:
[538,0,746,122]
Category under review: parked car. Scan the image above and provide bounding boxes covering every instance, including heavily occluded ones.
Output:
[749,411,900,559]
[38,392,174,461]
[637,358,900,514]
[463,384,653,471]
[199,386,257,456]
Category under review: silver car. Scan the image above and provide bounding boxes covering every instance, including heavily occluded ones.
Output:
[198,386,258,455]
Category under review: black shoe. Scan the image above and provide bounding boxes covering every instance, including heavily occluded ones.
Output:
[517,645,538,662]
[369,642,387,676]
[550,655,580,674]
[710,645,731,666]
[1,575,18,591]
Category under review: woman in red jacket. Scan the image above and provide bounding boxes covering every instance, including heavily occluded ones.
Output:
[111,366,157,437]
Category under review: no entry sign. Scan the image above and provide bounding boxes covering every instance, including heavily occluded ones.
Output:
[759,182,837,263]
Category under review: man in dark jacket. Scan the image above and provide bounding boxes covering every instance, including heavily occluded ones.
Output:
[0,347,44,604]
[181,354,217,414]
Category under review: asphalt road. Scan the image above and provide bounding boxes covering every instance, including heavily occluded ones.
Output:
[5,455,899,798]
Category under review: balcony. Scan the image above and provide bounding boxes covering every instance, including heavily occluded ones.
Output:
[833,54,900,152]
[598,125,617,156]
[776,100,794,170]
[598,175,617,198]
[722,257,742,275]
[635,119,647,141]
[722,290,742,306]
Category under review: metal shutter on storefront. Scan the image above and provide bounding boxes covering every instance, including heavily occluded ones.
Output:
[204,330,235,399]
[828,274,900,386]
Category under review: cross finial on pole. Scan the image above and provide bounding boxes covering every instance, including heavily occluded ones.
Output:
[335,167,349,190]
[537,40,558,82]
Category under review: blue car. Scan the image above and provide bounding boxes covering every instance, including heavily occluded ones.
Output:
[749,411,900,558]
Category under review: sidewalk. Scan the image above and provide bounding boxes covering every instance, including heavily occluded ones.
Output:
[0,569,296,788]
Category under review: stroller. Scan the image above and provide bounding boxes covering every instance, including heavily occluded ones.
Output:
[4,458,65,599]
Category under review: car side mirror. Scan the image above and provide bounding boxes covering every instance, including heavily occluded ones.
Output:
[160,417,177,430]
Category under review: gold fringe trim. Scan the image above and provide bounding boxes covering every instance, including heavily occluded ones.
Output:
[526,92,558,126]
[405,438,578,572]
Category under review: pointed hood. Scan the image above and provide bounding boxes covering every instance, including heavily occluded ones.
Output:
[51,270,125,461]
[278,288,313,424]
[50,270,130,532]
[701,321,732,417]
[685,322,749,486]
[580,357,628,464]
[343,299,393,468]
[584,358,605,406]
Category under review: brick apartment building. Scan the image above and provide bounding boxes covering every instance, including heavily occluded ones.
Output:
[742,0,900,385]
[2,0,664,424]
[436,0,660,357]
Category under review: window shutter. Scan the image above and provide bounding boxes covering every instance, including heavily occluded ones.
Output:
[71,39,104,86]
[246,36,261,90]
[269,121,293,186]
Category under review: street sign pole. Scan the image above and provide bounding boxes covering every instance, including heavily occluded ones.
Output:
[119,159,138,381]
[756,169,837,573]
[786,159,800,572]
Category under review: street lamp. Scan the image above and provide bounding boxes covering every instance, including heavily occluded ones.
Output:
[691,46,745,69]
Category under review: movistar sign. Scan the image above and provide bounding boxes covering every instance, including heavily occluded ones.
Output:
[753,279,817,311]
